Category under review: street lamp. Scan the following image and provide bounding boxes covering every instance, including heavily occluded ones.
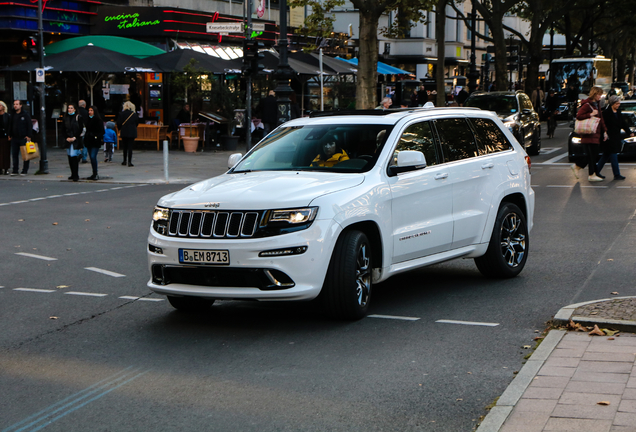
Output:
[275,0,293,125]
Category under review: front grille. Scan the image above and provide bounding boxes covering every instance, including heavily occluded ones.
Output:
[168,210,261,239]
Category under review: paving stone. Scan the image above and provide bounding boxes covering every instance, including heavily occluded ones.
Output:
[538,366,577,378]
[565,381,626,395]
[590,338,636,348]
[582,352,636,363]
[529,376,570,389]
[558,392,621,406]
[609,426,636,432]
[614,412,636,426]
[628,377,636,388]
[551,402,617,420]
[587,344,636,354]
[552,347,587,358]
[622,388,636,400]
[618,400,636,413]
[544,356,581,368]
[573,299,636,322]
[544,417,612,432]
[499,411,550,432]
[563,332,595,342]
[522,387,565,400]
[513,398,558,413]
[571,371,630,383]
[578,361,633,374]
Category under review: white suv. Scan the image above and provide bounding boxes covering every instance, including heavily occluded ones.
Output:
[148,106,534,320]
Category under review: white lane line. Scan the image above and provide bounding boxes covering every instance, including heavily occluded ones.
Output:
[64,291,108,297]
[85,267,126,278]
[368,314,420,321]
[119,296,165,302]
[581,185,608,189]
[15,252,58,261]
[543,152,569,164]
[539,148,561,155]
[436,319,500,327]
[0,185,148,207]
[547,185,574,188]
[14,288,56,293]
[617,186,633,189]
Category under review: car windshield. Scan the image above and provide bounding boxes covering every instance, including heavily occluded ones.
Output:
[231,124,394,173]
[465,95,517,115]
[620,101,636,113]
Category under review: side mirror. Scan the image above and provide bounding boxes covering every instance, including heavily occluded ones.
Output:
[228,153,243,169]
[388,150,427,176]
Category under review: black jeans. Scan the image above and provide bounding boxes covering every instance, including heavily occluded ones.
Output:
[67,155,79,180]
[11,142,29,173]
[576,144,599,176]
[121,137,134,163]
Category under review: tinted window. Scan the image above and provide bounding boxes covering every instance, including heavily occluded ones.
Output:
[519,94,534,111]
[392,121,438,167]
[465,95,517,115]
[435,118,479,162]
[471,118,513,154]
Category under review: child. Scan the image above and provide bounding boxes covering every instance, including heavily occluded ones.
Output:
[103,121,117,162]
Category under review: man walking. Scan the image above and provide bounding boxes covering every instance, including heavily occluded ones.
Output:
[9,100,32,176]
[78,100,89,163]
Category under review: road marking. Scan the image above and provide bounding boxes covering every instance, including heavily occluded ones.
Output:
[0,185,148,207]
[13,288,56,293]
[542,152,569,164]
[119,296,164,302]
[368,314,420,321]
[539,147,561,155]
[64,291,108,297]
[85,267,125,278]
[617,186,633,189]
[547,185,574,188]
[436,319,500,327]
[15,252,57,261]
[581,185,608,189]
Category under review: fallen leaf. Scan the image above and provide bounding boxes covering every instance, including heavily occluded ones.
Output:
[597,401,611,406]
[49,316,58,320]
[56,175,63,178]
[523,345,532,349]
[607,258,614,261]
[107,226,111,229]
[56,285,70,289]
[32,248,37,250]
[611,292,619,295]
[590,311,598,315]
[52,222,58,225]
[589,325,605,336]
[85,219,90,222]
[534,336,545,341]
[18,219,24,222]
[85,202,89,204]
[608,337,615,340]
[467,372,472,374]
[456,398,463,401]
[603,329,619,336]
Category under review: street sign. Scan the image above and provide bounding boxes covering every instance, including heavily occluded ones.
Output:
[35,68,45,83]
[206,22,242,33]
[253,23,265,32]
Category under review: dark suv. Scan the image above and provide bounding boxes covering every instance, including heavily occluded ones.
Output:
[465,91,541,155]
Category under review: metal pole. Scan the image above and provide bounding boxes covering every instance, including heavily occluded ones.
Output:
[467,0,478,93]
[275,0,293,125]
[549,27,554,90]
[320,48,324,110]
[163,140,169,183]
[245,0,253,150]
[36,0,48,174]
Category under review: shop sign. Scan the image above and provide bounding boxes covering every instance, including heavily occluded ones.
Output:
[93,6,165,36]
[105,13,161,30]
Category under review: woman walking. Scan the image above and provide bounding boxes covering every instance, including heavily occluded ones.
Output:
[84,106,105,180]
[0,101,10,175]
[572,86,607,182]
[597,95,632,180]
[117,101,139,167]
[63,103,85,182]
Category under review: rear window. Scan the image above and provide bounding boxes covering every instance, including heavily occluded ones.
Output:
[470,118,513,154]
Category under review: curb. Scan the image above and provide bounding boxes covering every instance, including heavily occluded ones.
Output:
[475,330,566,432]
[553,296,636,333]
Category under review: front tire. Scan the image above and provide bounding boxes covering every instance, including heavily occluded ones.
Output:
[167,295,215,312]
[475,203,528,278]
[322,230,372,320]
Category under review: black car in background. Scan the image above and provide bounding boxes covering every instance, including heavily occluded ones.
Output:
[567,110,636,161]
[464,91,542,155]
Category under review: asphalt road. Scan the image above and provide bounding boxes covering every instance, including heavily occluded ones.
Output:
[1,120,635,431]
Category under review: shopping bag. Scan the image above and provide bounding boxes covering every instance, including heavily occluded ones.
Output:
[20,142,39,161]
[26,141,37,154]
[574,116,600,135]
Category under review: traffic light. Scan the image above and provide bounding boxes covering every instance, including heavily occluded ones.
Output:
[23,36,38,60]
[242,39,264,76]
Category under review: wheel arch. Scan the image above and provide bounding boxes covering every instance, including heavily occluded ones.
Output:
[341,221,383,271]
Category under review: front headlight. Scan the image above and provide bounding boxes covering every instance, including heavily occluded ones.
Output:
[152,206,170,235]
[571,136,582,144]
[267,207,317,225]
[624,136,636,143]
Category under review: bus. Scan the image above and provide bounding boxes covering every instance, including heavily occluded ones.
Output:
[549,56,612,96]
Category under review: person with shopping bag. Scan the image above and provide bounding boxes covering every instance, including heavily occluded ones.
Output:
[571,86,607,182]
[597,95,632,180]
[9,100,32,176]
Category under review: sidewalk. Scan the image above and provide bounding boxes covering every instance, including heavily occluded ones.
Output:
[1,144,248,185]
[477,298,636,432]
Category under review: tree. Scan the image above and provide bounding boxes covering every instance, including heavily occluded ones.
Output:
[171,59,211,137]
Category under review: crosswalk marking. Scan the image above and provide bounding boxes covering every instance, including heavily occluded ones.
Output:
[15,252,58,261]
[13,288,56,293]
[85,267,126,278]
[64,291,108,297]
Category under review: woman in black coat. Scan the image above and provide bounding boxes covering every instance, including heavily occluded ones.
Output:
[597,95,632,180]
[84,106,105,180]
[117,101,139,167]
[0,101,10,175]
[63,103,85,182]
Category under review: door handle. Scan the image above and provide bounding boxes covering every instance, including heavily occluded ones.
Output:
[435,173,448,180]
[481,163,494,169]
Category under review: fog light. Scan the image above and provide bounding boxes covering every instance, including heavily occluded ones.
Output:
[259,246,307,257]
[149,244,164,254]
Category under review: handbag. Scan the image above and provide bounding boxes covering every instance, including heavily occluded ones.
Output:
[574,115,600,135]
[20,141,39,161]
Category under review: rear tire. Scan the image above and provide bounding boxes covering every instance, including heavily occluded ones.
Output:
[167,296,215,312]
[475,203,528,278]
[322,230,372,320]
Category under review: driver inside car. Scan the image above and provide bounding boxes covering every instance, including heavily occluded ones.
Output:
[311,134,350,167]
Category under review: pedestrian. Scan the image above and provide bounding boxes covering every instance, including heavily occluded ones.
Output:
[78,100,89,164]
[410,88,418,107]
[84,106,104,180]
[117,101,139,167]
[417,85,428,106]
[544,89,560,138]
[0,101,10,175]
[289,93,301,119]
[376,97,393,110]
[9,100,32,176]
[572,86,607,182]
[103,121,117,163]
[62,103,84,182]
[260,90,277,136]
[455,86,469,106]
[597,95,631,180]
[531,86,544,116]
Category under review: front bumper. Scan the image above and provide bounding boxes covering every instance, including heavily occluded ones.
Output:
[147,219,341,301]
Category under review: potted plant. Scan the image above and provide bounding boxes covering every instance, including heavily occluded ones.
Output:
[171,59,211,152]
[209,76,245,150]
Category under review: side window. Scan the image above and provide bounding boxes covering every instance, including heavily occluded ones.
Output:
[391,121,439,167]
[435,118,479,162]
[471,118,513,154]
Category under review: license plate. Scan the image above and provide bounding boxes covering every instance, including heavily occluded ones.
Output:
[179,249,230,265]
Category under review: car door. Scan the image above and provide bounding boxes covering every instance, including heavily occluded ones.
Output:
[433,117,498,249]
[388,120,454,263]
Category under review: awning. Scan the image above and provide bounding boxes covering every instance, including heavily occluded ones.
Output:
[174,41,243,60]
[150,49,242,74]
[335,57,413,75]
[44,36,165,59]
[261,51,334,76]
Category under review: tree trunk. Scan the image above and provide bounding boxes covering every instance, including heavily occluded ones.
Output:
[489,19,509,92]
[435,0,446,107]
[524,2,544,95]
[357,12,380,109]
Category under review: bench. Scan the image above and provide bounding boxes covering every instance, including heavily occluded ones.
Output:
[133,124,172,150]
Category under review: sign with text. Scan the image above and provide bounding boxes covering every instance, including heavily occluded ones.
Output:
[206,22,242,33]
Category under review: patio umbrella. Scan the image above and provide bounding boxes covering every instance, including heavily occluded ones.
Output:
[150,49,242,74]
[261,51,335,76]
[335,57,414,76]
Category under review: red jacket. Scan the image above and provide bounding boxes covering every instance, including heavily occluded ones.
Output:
[576,98,607,144]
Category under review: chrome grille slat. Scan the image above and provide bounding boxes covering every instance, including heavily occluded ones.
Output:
[201,212,215,237]
[214,212,230,237]
[227,213,243,237]
[189,212,203,237]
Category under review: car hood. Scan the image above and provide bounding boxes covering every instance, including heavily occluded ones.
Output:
[157,171,365,210]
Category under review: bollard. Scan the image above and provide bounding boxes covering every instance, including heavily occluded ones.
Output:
[163,140,169,183]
